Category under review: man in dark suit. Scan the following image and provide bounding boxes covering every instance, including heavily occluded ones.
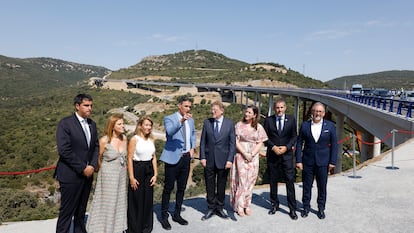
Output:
[264,99,298,220]
[199,100,236,220]
[159,96,196,230]
[295,102,338,220]
[55,94,99,233]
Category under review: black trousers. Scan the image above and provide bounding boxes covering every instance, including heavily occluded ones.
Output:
[161,156,191,219]
[268,155,297,211]
[302,165,329,211]
[204,166,229,211]
[128,160,154,233]
[56,177,92,233]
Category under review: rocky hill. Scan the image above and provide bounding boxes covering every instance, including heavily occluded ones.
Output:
[0,55,110,97]
[109,49,327,88]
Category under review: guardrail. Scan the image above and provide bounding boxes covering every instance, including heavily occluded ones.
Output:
[346,95,413,118]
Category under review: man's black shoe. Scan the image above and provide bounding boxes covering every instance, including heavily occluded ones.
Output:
[215,209,229,219]
[301,209,309,218]
[201,209,215,221]
[289,211,298,220]
[317,210,325,219]
[172,214,188,225]
[268,206,279,215]
[161,218,171,230]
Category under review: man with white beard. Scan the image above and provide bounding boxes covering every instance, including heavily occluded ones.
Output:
[295,102,338,220]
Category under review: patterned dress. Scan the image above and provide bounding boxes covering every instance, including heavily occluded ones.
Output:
[86,136,128,233]
[230,122,268,212]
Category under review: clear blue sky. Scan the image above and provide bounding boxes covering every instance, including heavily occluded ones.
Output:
[1,0,413,81]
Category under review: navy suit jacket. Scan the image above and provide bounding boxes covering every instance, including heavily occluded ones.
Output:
[199,117,236,169]
[55,113,99,183]
[160,112,196,165]
[264,114,297,163]
[295,119,338,167]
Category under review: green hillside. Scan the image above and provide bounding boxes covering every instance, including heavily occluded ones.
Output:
[0,55,110,97]
[326,70,414,90]
[110,49,327,88]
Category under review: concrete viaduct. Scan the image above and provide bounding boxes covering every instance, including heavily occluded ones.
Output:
[99,79,414,173]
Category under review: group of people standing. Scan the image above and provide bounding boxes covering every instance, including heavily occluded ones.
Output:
[55,94,158,233]
[54,93,337,233]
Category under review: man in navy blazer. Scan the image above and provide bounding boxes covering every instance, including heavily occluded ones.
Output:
[55,94,99,233]
[295,102,338,220]
[199,100,236,220]
[264,99,298,220]
[160,96,196,230]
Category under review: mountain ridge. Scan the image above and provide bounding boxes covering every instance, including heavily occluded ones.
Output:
[0,55,110,97]
[326,70,414,90]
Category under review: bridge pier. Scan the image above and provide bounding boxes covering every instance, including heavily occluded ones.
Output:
[335,114,344,174]
[294,97,300,133]
[373,137,381,156]
[267,94,274,117]
[359,131,375,162]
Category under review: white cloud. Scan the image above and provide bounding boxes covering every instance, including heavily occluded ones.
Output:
[364,19,395,27]
[149,33,186,43]
[306,29,352,41]
[343,49,353,55]
[113,39,140,47]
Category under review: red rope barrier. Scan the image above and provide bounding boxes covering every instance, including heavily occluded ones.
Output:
[357,131,393,145]
[0,130,412,176]
[0,165,56,176]
[337,135,352,144]
[397,129,414,135]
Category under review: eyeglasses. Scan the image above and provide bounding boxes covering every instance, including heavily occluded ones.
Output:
[312,110,325,113]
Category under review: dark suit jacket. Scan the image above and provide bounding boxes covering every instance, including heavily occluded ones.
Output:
[199,117,236,169]
[295,119,338,167]
[55,113,99,183]
[264,114,297,163]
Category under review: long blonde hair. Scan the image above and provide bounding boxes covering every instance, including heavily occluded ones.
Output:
[104,113,124,143]
[134,115,154,140]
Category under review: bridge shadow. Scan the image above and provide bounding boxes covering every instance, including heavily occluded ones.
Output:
[252,191,306,215]
[154,196,240,222]
[154,189,305,224]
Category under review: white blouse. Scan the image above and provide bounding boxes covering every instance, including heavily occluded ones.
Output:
[132,135,155,161]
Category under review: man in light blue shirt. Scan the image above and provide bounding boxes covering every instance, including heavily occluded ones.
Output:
[160,96,196,230]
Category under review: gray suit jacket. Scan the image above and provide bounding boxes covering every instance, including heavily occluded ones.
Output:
[199,117,236,169]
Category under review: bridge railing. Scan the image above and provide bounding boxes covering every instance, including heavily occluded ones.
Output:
[344,94,413,118]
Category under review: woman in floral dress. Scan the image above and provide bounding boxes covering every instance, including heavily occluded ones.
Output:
[230,105,268,217]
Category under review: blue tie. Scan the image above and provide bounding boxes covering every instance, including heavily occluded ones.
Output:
[214,120,219,138]
[183,122,187,151]
[277,116,282,134]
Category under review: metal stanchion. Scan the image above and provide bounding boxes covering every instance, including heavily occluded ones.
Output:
[349,133,361,178]
[386,129,399,170]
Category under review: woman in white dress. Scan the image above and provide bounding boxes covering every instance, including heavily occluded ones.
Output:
[127,116,158,233]
[87,113,128,233]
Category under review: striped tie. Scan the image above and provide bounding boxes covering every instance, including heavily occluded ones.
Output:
[214,120,219,138]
